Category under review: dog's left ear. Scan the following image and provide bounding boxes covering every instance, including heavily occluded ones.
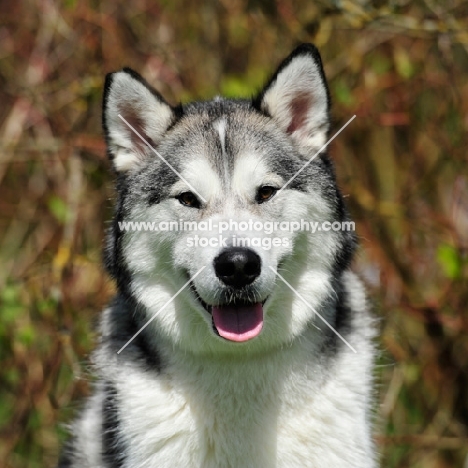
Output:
[103,68,177,173]
[254,44,330,151]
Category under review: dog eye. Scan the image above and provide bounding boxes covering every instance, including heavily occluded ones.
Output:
[177,191,200,208]
[256,186,277,203]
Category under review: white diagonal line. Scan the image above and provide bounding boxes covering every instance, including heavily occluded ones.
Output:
[117,266,206,354]
[118,114,207,203]
[276,115,356,195]
[269,267,357,353]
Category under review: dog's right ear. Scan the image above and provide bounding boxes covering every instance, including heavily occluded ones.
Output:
[253,44,330,153]
[103,68,177,173]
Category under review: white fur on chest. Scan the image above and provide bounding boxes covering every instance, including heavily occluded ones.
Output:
[112,327,375,468]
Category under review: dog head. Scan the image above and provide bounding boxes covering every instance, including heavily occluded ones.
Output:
[103,44,355,355]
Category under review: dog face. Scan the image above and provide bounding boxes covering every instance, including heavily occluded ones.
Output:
[103,45,355,355]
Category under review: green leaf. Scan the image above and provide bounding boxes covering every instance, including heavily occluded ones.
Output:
[48,195,70,224]
[333,79,355,107]
[394,48,414,79]
[220,76,255,98]
[17,324,35,345]
[437,244,461,279]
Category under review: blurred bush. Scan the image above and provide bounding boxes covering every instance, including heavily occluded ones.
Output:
[0,1,467,467]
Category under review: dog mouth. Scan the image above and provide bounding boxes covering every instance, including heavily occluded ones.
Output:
[190,283,266,343]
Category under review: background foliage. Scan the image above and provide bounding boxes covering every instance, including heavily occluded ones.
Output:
[0,0,467,466]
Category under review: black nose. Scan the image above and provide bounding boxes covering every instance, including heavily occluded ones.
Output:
[213,248,261,288]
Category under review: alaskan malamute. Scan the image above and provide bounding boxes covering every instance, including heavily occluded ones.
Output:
[59,44,376,467]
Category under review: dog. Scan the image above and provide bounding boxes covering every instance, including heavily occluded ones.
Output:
[58,44,376,467]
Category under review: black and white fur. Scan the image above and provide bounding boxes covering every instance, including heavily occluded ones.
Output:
[59,44,376,467]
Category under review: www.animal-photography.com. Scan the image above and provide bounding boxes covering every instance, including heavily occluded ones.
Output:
[1,1,467,467]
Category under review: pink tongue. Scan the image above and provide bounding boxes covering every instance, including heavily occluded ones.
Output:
[212,303,263,342]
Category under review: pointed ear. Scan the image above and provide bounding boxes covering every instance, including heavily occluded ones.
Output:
[254,44,330,151]
[102,68,177,173]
